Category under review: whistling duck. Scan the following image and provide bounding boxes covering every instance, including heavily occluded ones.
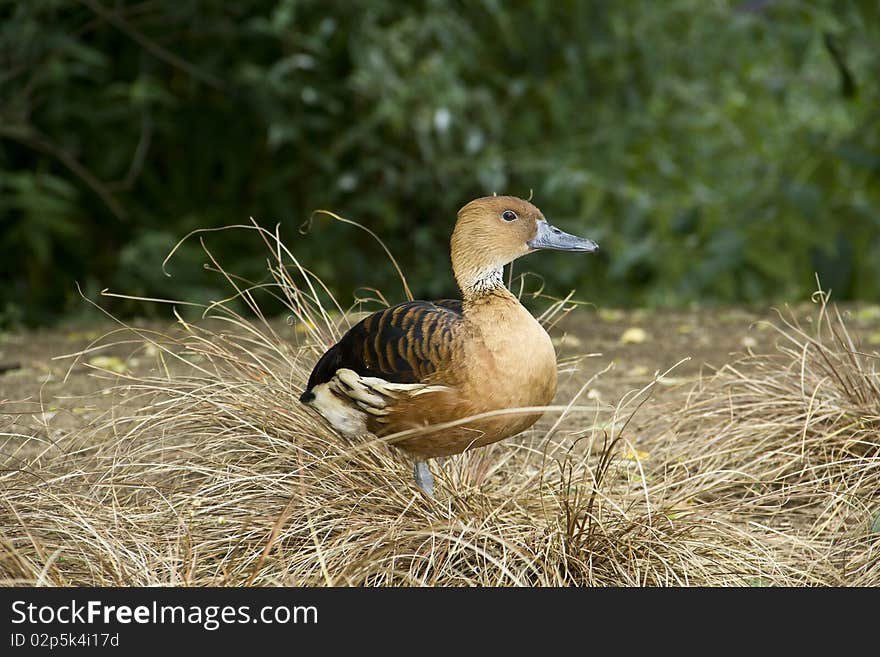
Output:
[300,196,598,496]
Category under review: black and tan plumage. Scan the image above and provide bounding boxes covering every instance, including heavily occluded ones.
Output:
[303,299,463,389]
[300,196,598,495]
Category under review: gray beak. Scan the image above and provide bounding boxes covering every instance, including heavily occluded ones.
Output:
[527,221,598,253]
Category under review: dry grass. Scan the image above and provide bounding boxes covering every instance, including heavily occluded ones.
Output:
[649,290,880,585]
[1,225,877,586]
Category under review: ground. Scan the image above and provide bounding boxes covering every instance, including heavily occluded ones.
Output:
[2,302,878,586]
[3,303,876,463]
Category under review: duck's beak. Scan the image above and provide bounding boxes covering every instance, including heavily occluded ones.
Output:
[528,221,598,253]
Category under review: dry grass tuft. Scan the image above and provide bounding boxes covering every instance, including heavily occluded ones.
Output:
[1,226,877,586]
[651,289,880,585]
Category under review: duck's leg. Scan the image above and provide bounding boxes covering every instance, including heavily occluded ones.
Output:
[413,460,434,498]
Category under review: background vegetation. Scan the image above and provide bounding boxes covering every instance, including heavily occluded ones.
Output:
[2,0,878,326]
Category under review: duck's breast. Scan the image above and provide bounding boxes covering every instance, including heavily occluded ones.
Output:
[463,299,558,410]
[385,305,558,458]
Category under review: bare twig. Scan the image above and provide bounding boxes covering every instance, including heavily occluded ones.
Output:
[0,124,127,219]
[76,0,226,91]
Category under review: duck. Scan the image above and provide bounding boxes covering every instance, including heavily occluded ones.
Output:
[300,195,598,496]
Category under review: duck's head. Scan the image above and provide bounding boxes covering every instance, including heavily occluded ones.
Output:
[451,195,598,295]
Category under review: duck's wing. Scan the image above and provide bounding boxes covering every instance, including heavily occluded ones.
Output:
[304,299,462,390]
[300,300,463,436]
[303,297,459,383]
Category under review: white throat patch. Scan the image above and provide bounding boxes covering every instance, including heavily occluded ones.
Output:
[465,267,504,295]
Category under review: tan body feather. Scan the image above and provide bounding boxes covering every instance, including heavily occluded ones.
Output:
[374,288,557,458]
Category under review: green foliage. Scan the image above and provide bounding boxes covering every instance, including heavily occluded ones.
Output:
[2,0,878,326]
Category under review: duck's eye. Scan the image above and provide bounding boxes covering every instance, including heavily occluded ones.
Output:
[502,210,518,222]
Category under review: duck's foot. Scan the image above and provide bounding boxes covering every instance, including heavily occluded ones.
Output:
[413,461,434,498]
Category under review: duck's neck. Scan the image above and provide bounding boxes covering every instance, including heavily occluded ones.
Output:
[450,237,517,305]
[458,267,517,306]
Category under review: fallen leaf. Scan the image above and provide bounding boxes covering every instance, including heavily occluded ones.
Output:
[620,327,649,344]
[855,305,880,322]
[551,334,582,348]
[598,308,625,322]
[657,376,691,386]
[66,330,102,342]
[622,448,650,461]
[720,310,752,323]
[88,355,128,374]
